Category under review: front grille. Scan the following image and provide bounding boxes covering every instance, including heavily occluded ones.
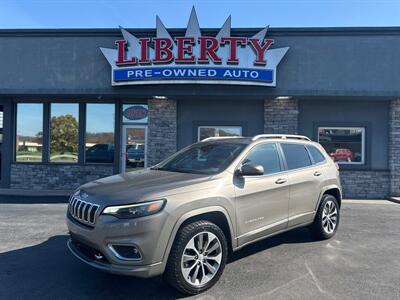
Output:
[68,194,99,226]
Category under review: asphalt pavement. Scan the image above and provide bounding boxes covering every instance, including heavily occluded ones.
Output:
[0,201,399,299]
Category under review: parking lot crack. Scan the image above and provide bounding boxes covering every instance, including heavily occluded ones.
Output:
[305,262,330,296]
[263,273,309,296]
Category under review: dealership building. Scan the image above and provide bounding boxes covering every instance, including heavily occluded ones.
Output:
[0,10,399,199]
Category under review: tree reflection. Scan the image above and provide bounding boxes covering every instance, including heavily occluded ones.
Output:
[50,114,78,162]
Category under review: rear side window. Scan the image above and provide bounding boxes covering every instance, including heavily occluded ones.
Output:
[281,143,312,170]
[306,145,326,164]
[243,143,281,175]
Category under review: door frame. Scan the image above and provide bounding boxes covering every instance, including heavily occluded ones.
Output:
[120,124,148,172]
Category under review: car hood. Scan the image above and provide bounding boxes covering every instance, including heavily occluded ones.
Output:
[78,169,214,206]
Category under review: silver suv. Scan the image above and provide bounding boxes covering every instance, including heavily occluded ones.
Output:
[67,134,341,295]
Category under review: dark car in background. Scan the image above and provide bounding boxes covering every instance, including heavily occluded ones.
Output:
[127,144,145,167]
[85,144,114,163]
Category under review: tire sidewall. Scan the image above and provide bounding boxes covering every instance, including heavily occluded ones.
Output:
[315,194,340,239]
[175,222,228,294]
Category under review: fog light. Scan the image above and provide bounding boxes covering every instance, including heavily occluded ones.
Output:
[109,244,142,260]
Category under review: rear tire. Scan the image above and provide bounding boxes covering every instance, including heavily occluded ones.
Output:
[311,194,340,240]
[164,220,228,295]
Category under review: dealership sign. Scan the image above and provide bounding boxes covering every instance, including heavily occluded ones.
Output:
[101,8,289,87]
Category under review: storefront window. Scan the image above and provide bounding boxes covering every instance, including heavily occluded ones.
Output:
[318,127,365,164]
[198,126,242,141]
[85,104,115,163]
[50,103,79,163]
[122,104,148,123]
[16,104,43,162]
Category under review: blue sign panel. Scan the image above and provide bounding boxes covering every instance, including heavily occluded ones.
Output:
[114,67,273,83]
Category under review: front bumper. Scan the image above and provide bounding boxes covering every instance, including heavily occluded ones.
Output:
[66,210,170,278]
[67,238,163,277]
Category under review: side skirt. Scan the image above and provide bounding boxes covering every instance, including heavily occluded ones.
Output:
[233,219,314,252]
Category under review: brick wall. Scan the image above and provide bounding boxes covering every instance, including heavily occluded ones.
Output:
[389,99,400,196]
[340,170,390,199]
[147,98,177,166]
[264,98,299,134]
[10,164,113,190]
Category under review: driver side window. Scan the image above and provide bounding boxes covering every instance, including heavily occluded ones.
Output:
[243,143,281,175]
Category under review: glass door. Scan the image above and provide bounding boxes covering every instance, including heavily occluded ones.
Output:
[121,125,147,173]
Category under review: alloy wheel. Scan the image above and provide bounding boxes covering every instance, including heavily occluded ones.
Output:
[322,200,338,234]
[181,231,223,287]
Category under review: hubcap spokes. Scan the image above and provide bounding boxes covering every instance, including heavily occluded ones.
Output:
[322,200,338,234]
[181,231,222,287]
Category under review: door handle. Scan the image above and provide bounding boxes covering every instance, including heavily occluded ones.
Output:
[314,171,322,177]
[275,178,287,184]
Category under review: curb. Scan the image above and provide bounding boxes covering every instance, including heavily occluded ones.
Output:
[389,197,400,204]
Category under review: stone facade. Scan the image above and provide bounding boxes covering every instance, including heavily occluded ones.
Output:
[264,98,299,134]
[389,99,400,196]
[147,98,177,166]
[340,170,390,199]
[10,164,113,190]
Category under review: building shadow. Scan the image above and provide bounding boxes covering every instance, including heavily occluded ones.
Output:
[0,235,179,299]
[0,227,316,299]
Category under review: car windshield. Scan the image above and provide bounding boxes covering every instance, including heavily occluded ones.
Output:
[153,142,247,175]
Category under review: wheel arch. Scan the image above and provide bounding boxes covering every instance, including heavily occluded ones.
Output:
[316,185,342,210]
[162,206,236,266]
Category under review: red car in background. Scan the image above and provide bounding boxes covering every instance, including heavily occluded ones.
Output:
[329,148,354,162]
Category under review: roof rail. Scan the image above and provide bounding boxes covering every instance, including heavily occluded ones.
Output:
[202,136,243,142]
[252,134,311,141]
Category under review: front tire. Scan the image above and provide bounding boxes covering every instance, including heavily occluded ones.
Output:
[311,194,340,240]
[164,220,228,295]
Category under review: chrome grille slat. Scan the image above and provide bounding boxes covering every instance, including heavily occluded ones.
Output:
[83,203,90,221]
[77,201,83,219]
[70,198,77,214]
[87,205,94,223]
[90,205,99,223]
[68,194,99,226]
[73,198,79,216]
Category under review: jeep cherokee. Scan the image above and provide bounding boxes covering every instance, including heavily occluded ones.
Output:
[66,134,341,295]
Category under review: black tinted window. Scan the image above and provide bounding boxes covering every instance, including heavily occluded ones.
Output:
[243,143,281,175]
[281,143,312,170]
[306,145,326,164]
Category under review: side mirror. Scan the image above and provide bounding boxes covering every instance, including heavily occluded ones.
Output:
[235,163,264,176]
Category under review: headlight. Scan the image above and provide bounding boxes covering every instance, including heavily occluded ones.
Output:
[102,199,166,219]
